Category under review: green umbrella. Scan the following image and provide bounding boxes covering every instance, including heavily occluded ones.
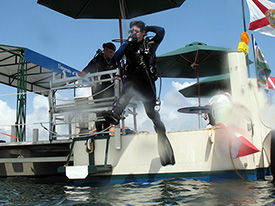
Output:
[37,0,186,42]
[157,42,232,78]
[179,74,231,98]
[157,42,232,105]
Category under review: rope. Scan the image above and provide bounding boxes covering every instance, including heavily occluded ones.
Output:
[229,141,246,180]
[0,132,20,139]
[40,122,113,138]
[92,82,115,97]
[251,85,275,130]
[0,121,50,127]
[46,82,116,103]
[263,147,271,166]
[218,123,246,180]
[40,123,58,136]
[0,78,116,99]
[0,89,50,97]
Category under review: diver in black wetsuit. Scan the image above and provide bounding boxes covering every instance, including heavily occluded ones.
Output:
[79,42,117,133]
[104,21,175,166]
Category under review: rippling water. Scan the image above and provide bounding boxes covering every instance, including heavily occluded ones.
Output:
[1,177,275,205]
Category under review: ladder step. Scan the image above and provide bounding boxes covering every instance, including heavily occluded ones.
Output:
[58,164,112,175]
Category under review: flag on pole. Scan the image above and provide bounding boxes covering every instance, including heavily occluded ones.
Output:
[216,123,260,158]
[246,0,275,37]
[230,131,260,158]
[253,39,271,88]
[268,76,275,90]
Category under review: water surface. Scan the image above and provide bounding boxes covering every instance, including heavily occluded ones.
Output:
[1,177,275,205]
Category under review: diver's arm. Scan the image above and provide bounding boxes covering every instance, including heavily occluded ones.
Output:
[79,59,97,77]
[113,41,129,62]
[83,60,96,72]
[146,26,165,53]
[79,52,104,76]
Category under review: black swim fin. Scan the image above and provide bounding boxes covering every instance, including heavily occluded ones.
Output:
[158,133,175,166]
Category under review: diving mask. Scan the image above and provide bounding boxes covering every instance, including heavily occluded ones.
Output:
[127,28,139,42]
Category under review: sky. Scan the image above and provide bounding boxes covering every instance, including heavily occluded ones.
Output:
[1,0,275,142]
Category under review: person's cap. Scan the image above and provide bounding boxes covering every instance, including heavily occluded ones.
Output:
[103,42,116,51]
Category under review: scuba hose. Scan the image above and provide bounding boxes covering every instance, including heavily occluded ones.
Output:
[143,37,162,112]
[139,57,162,112]
[139,37,162,112]
[155,68,162,112]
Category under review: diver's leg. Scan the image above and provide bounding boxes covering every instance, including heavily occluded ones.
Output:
[143,97,175,166]
[104,81,135,125]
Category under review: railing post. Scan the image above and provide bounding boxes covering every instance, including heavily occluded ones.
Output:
[33,128,39,142]
[114,70,121,149]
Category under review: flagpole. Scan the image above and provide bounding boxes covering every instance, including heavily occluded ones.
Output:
[251,34,256,64]
[241,0,251,77]
[241,0,247,32]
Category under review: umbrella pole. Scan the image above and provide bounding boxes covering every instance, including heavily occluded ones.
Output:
[118,14,123,45]
[196,67,202,128]
[196,68,201,106]
[118,0,125,68]
[192,50,202,128]
[118,0,124,45]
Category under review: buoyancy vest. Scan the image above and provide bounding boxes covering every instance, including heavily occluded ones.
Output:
[124,37,158,81]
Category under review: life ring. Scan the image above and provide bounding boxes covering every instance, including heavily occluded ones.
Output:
[86,138,94,153]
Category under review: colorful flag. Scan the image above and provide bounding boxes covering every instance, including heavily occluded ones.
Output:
[217,123,260,158]
[253,39,271,88]
[247,0,275,37]
[230,131,260,158]
[268,76,275,90]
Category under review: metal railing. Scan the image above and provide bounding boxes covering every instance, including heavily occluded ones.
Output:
[48,68,137,141]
